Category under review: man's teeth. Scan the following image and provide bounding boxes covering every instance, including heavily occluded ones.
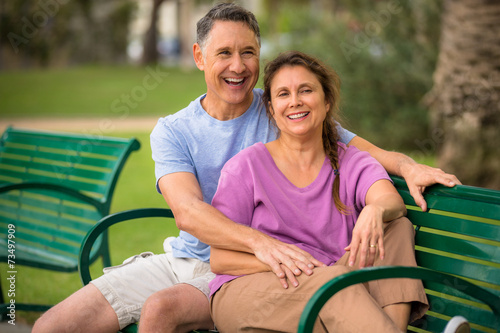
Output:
[226,78,244,84]
[288,112,309,119]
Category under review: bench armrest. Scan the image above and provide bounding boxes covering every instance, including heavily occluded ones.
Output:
[78,208,175,285]
[297,266,500,333]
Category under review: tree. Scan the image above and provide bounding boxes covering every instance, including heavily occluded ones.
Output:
[141,0,166,65]
[425,0,500,189]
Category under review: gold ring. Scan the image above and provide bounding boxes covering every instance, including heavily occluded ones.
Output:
[369,244,377,248]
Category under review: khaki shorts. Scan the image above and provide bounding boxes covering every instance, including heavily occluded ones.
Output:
[91,237,215,329]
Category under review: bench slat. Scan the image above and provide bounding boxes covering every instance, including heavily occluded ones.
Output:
[415,250,500,286]
[0,155,113,182]
[0,169,107,197]
[398,190,500,220]
[3,131,133,157]
[0,192,101,225]
[407,209,500,243]
[415,229,500,264]
[1,204,96,234]
[0,145,119,169]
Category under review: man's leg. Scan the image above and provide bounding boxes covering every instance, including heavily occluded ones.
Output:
[139,284,213,333]
[32,284,119,333]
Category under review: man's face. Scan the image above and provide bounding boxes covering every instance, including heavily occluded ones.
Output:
[194,20,260,117]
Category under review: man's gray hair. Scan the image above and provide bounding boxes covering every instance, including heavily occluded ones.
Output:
[196,2,261,52]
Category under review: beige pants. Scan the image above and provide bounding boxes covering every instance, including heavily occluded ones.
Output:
[210,217,429,333]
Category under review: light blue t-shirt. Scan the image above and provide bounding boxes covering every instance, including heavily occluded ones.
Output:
[150,88,356,262]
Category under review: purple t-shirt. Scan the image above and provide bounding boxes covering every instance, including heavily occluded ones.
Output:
[209,142,391,296]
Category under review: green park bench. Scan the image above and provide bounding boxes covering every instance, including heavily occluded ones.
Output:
[79,178,500,332]
[0,126,140,317]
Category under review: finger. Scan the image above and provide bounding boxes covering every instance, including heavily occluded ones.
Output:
[294,260,313,276]
[347,238,359,267]
[279,277,288,289]
[274,253,302,276]
[283,245,326,271]
[437,174,461,187]
[267,258,286,279]
[358,239,369,268]
[409,184,427,212]
[378,236,385,261]
[279,245,318,273]
[367,239,377,267]
[283,265,299,288]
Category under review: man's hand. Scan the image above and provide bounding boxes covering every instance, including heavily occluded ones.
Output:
[251,232,326,288]
[400,163,461,211]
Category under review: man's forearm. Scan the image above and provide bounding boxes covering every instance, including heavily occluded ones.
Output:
[173,197,263,254]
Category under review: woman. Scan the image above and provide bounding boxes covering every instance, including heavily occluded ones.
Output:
[208,51,428,332]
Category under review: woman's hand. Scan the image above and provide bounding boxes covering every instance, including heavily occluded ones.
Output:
[344,204,385,268]
[344,179,407,268]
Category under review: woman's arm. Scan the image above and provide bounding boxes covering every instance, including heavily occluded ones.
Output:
[210,247,269,275]
[345,179,406,268]
[210,247,297,289]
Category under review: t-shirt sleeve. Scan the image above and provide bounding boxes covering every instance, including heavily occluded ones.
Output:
[211,163,254,227]
[336,123,356,144]
[343,149,392,212]
[150,118,195,193]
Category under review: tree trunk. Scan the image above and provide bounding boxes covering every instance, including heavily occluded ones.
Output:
[425,0,500,189]
[142,0,165,65]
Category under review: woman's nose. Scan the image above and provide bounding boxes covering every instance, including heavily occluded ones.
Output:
[290,93,303,107]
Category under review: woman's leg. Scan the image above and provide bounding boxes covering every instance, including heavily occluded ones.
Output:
[337,217,428,326]
[211,266,403,332]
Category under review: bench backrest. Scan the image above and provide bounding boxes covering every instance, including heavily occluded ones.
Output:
[0,127,140,271]
[391,176,500,333]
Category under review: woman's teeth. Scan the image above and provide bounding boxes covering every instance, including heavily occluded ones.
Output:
[288,112,309,120]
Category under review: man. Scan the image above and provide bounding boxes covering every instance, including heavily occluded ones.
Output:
[33,3,459,333]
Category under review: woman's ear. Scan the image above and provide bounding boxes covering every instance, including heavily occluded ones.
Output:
[268,102,275,115]
[193,43,204,70]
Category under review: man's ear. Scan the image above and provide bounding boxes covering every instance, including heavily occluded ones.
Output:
[193,43,204,70]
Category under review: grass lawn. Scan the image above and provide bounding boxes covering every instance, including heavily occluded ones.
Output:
[0,65,206,119]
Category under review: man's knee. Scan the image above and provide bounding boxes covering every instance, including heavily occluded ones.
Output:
[141,287,186,321]
[33,284,118,333]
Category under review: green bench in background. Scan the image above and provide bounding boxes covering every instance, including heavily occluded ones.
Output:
[79,177,500,333]
[0,126,140,316]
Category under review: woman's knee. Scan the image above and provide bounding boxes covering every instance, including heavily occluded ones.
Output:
[385,217,415,239]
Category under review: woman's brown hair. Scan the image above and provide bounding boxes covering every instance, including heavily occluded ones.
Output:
[262,51,349,214]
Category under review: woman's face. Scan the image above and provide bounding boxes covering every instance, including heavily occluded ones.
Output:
[269,65,329,139]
